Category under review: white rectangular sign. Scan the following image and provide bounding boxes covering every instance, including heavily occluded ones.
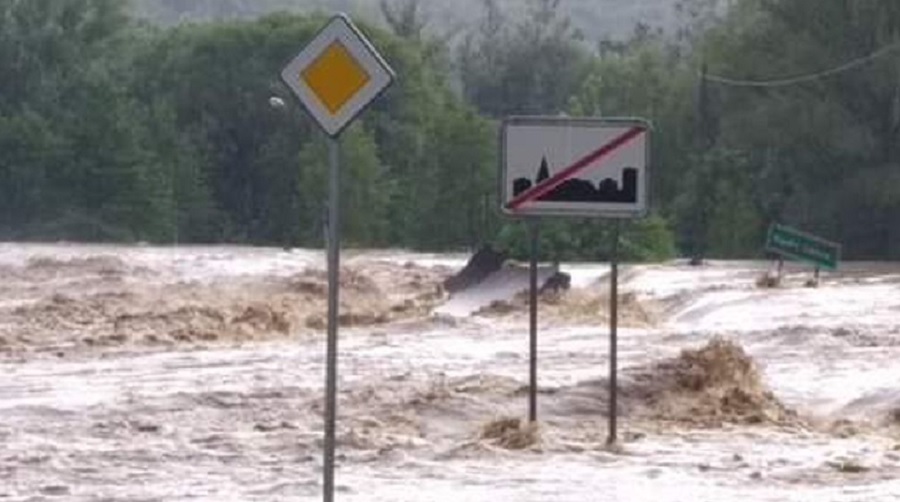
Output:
[501,117,650,218]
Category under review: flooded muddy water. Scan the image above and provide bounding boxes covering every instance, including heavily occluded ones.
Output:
[1,244,899,501]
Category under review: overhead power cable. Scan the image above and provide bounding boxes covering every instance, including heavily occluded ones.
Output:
[703,40,900,88]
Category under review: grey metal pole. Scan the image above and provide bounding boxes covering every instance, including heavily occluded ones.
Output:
[323,137,341,502]
[607,220,621,446]
[528,220,540,423]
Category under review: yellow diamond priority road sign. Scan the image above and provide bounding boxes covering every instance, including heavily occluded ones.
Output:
[281,14,394,137]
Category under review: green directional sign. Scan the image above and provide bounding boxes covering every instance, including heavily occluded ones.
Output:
[765,223,841,271]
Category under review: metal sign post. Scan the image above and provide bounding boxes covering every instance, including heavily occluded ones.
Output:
[323,138,341,501]
[607,220,621,446]
[528,220,540,423]
[280,13,394,502]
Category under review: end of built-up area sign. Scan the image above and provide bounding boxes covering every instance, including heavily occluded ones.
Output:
[501,117,651,219]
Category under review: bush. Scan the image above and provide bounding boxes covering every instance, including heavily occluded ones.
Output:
[493,214,676,263]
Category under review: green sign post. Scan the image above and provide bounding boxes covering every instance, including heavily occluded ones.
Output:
[765,223,841,271]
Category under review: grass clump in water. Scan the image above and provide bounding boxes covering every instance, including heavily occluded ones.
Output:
[480,417,540,450]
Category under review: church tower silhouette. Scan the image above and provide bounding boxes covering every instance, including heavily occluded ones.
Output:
[537,157,550,183]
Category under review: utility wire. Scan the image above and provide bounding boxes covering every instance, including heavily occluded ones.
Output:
[703,40,900,88]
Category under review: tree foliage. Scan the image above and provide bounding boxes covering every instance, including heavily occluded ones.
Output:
[3,0,900,260]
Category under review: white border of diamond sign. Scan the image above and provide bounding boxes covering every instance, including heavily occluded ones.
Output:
[281,13,395,137]
[501,116,651,219]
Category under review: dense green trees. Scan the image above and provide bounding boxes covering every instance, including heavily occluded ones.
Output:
[2,0,900,260]
[0,0,175,241]
[0,2,498,250]
[687,0,900,259]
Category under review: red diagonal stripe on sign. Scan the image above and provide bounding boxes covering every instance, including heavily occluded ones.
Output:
[506,126,645,211]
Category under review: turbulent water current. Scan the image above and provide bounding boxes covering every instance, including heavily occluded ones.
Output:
[1,244,899,501]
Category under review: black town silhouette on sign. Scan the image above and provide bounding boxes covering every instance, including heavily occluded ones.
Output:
[513,157,638,204]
